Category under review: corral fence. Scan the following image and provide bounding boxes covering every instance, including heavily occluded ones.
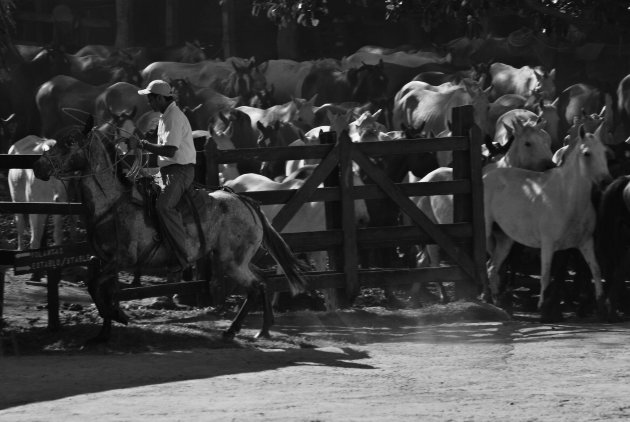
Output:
[0,104,488,329]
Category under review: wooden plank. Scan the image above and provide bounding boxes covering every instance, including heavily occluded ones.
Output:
[264,266,467,292]
[236,180,470,206]
[355,180,470,200]
[118,280,208,301]
[272,145,339,231]
[279,223,472,252]
[0,202,86,215]
[351,147,478,281]
[0,154,40,169]
[211,137,466,164]
[215,144,333,163]
[356,136,468,156]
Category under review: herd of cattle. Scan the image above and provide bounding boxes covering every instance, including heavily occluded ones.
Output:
[3,38,630,320]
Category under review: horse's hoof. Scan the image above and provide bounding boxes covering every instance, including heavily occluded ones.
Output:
[222,330,236,342]
[255,329,271,339]
[113,309,129,325]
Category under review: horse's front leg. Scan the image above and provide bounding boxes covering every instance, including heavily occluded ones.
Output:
[256,281,274,339]
[486,230,514,308]
[223,288,255,341]
[85,257,128,345]
[540,244,564,322]
[223,281,274,341]
[578,238,607,320]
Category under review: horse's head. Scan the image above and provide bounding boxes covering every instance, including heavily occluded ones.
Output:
[33,122,92,181]
[170,78,197,109]
[110,62,142,86]
[460,78,491,138]
[31,45,71,81]
[533,67,556,101]
[248,86,274,109]
[228,57,268,100]
[352,109,387,142]
[575,122,611,185]
[348,60,388,104]
[507,117,555,171]
[292,94,318,129]
[258,121,304,180]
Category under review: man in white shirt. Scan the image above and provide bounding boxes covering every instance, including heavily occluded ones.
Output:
[131,79,197,280]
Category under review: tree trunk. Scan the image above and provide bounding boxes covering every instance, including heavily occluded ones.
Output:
[277,21,299,60]
[115,0,131,47]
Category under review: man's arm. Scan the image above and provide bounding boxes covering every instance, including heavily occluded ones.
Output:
[139,140,177,158]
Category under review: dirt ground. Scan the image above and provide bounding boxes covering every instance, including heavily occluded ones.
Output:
[2,268,630,422]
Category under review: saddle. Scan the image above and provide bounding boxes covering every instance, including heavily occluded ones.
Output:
[132,177,208,240]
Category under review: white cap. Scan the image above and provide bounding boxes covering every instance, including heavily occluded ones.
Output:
[138,80,172,96]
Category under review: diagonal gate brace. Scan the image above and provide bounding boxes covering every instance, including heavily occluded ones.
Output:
[351,148,478,281]
[271,144,340,232]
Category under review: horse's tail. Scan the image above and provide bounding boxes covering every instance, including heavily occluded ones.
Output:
[596,176,630,269]
[238,194,310,295]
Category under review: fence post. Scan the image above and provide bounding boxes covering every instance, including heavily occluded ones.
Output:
[468,123,490,300]
[338,130,359,300]
[193,136,207,185]
[0,270,5,326]
[204,137,221,188]
[46,268,61,331]
[321,130,351,309]
[451,105,479,299]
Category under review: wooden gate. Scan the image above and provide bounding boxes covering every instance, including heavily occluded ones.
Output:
[205,105,488,303]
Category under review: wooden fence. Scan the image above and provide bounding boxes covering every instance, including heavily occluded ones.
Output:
[0,104,488,329]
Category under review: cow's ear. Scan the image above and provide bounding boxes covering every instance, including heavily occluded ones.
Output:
[549,69,556,79]
[308,94,318,105]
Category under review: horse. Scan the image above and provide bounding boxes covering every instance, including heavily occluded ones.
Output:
[483,123,612,319]
[8,136,67,257]
[407,116,555,305]
[596,175,630,321]
[31,116,310,344]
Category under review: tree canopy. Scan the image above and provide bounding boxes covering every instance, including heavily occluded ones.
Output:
[0,0,15,64]
[250,0,630,43]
